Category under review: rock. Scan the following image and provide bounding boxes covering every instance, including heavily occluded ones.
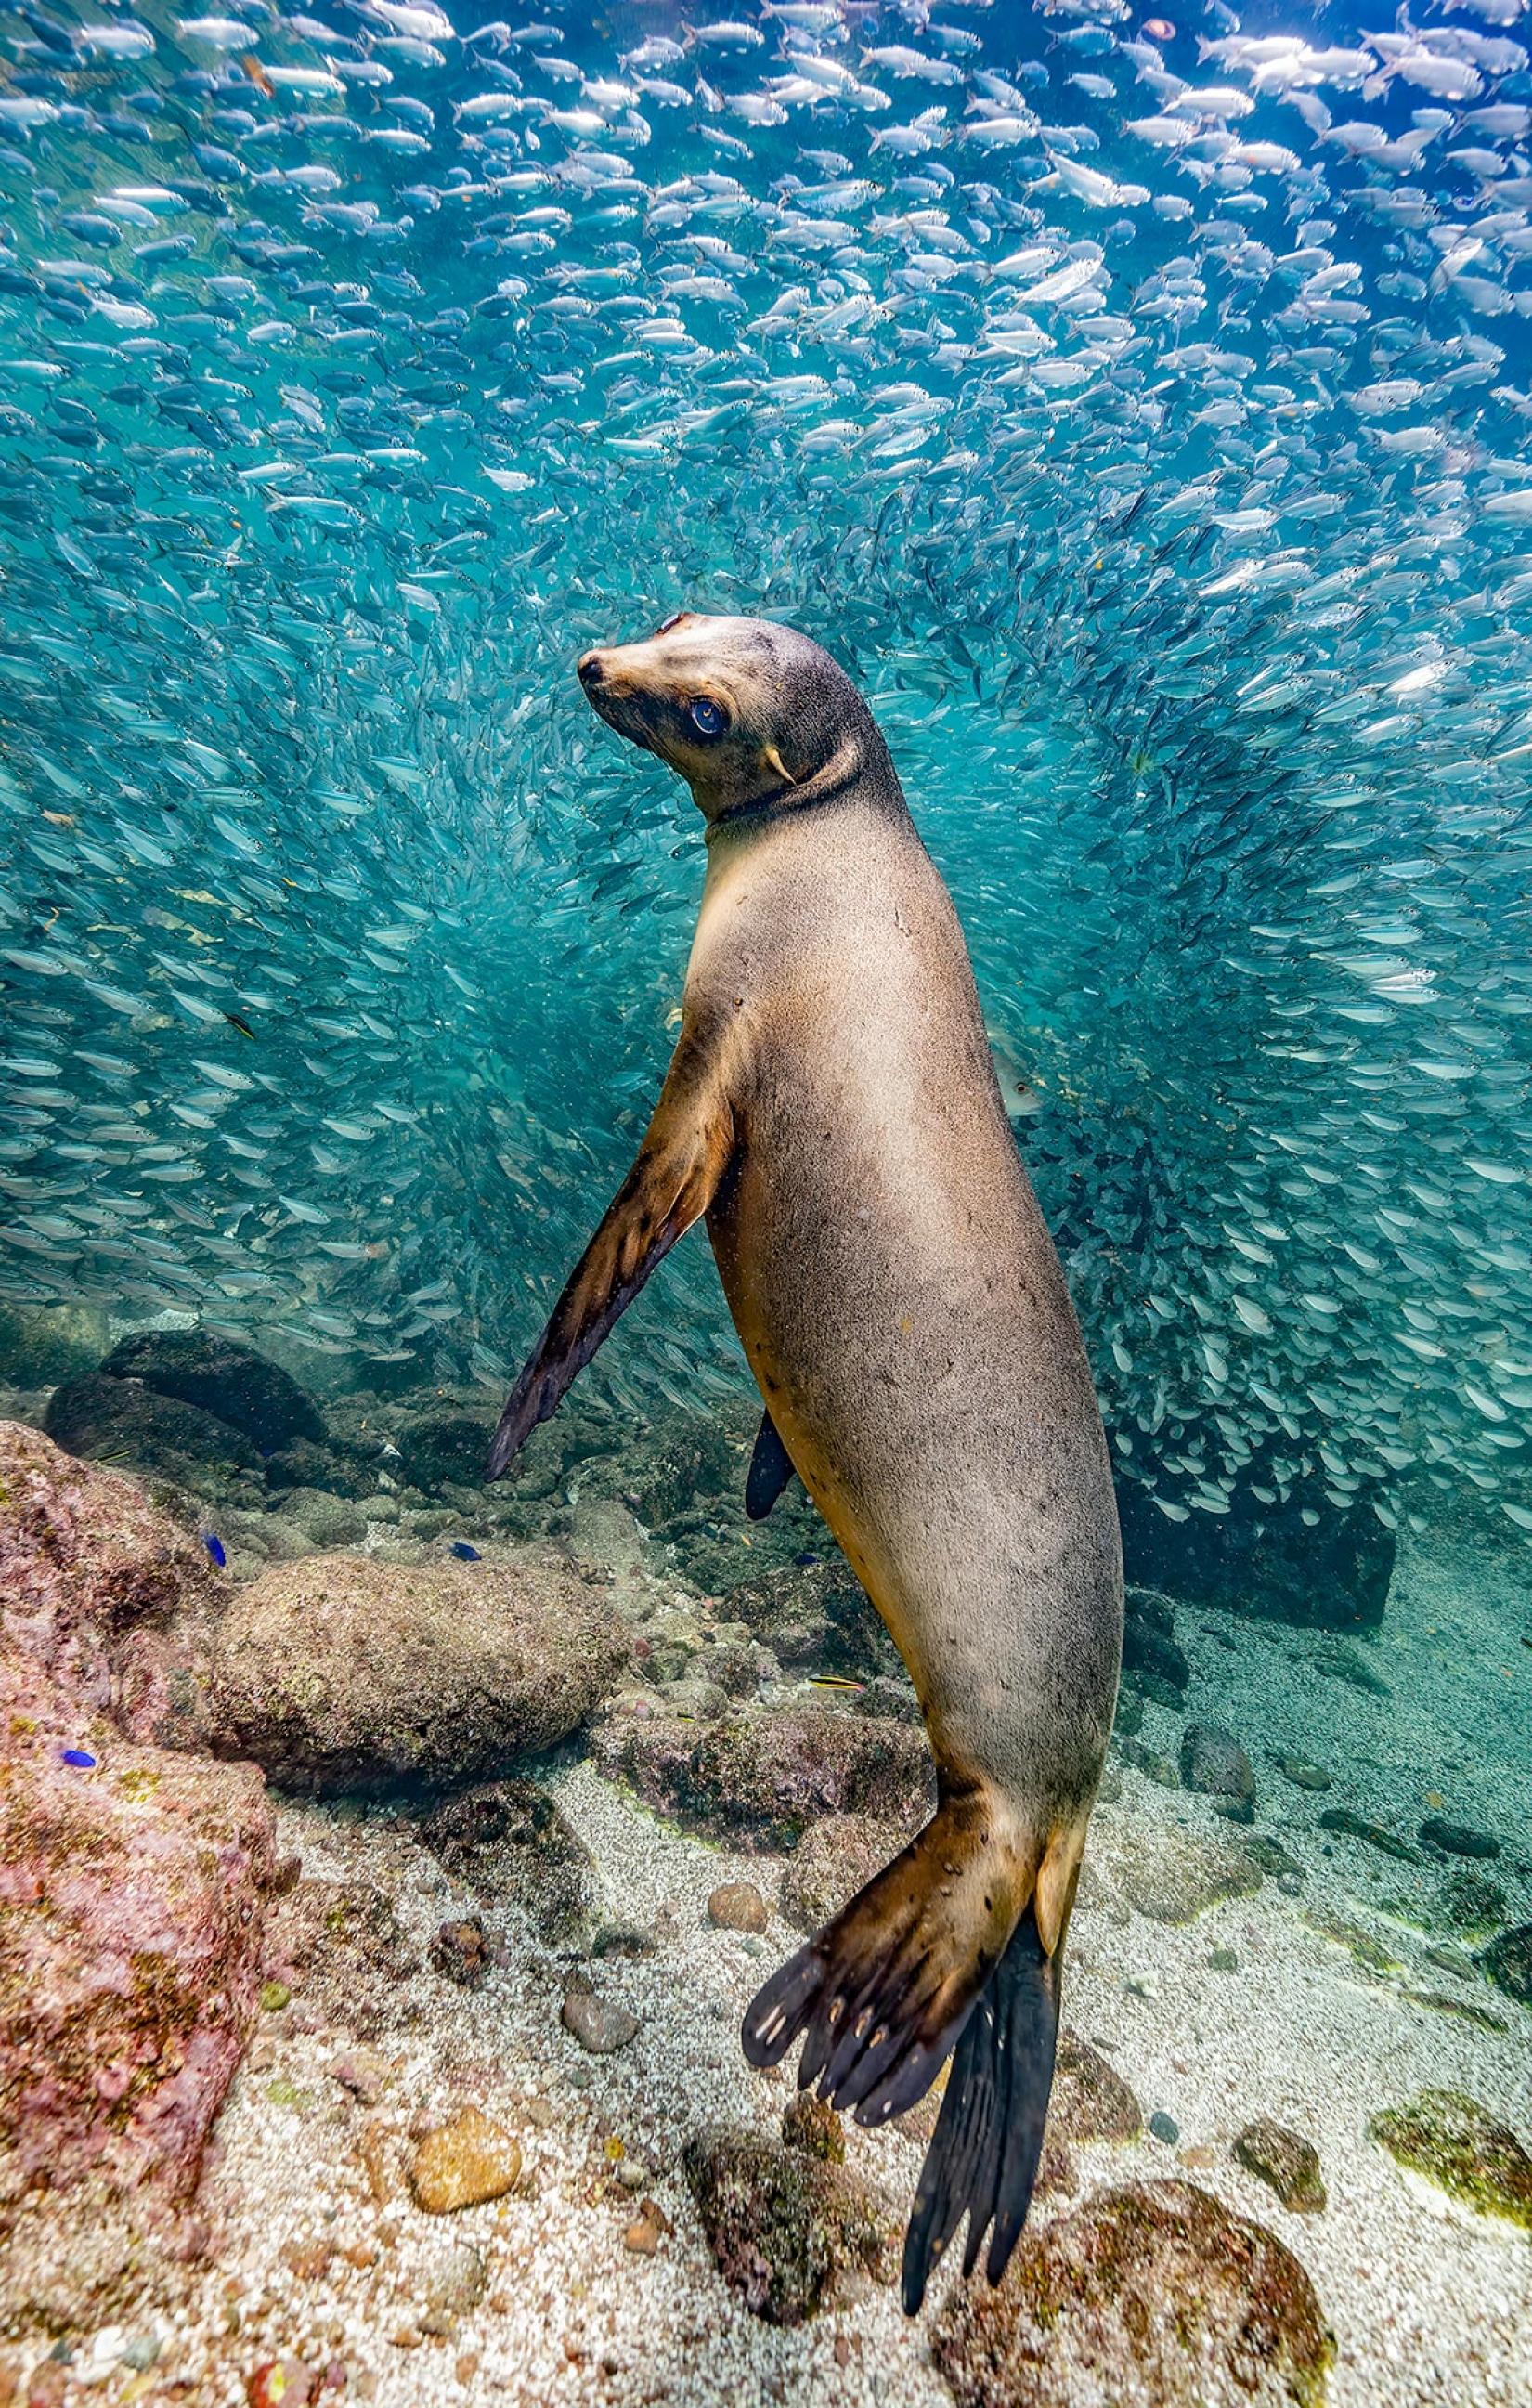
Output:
[1480,1921,1532,2002]
[778,1813,914,1934]
[683,2125,894,2326]
[419,1778,592,1944]
[0,1302,108,1386]
[0,1420,223,1742]
[1149,2111,1181,2145]
[624,2211,664,2255]
[623,1421,734,1529]
[1049,2030,1143,2144]
[594,1708,933,1850]
[44,1372,264,1486]
[208,1551,630,1795]
[265,1437,377,1500]
[0,1651,279,2327]
[1082,1814,1267,1924]
[1234,2120,1327,2213]
[1116,1453,1392,1631]
[431,1918,491,1988]
[1316,1808,1419,1863]
[782,2095,845,2164]
[328,2049,392,2108]
[247,2361,314,2408]
[265,1876,420,2004]
[419,2239,487,2333]
[395,1411,496,1494]
[1418,1816,1500,1861]
[931,2179,1334,2408]
[1123,1588,1190,1694]
[721,1560,896,1679]
[101,1329,324,1453]
[1370,2091,1532,2231]
[1275,1756,1331,1793]
[1179,1725,1256,1818]
[708,1881,769,1933]
[1313,1641,1391,1699]
[408,2109,521,2214]
[561,1983,639,2056]
[277,1488,370,1548]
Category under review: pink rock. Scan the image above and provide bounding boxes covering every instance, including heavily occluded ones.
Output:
[0,1647,279,2273]
[0,1420,224,1739]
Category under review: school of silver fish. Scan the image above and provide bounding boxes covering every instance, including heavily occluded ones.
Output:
[2,0,1531,1543]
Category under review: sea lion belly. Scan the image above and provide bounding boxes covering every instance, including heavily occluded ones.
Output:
[697,800,1122,1824]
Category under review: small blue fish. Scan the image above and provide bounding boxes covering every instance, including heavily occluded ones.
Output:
[60,1748,97,1769]
[203,1532,227,1568]
[451,1540,481,1561]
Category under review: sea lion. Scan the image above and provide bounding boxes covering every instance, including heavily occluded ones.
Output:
[487,612,1123,2311]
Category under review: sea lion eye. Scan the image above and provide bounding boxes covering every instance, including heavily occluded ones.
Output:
[688,695,728,739]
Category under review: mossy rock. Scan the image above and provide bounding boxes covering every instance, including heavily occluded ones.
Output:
[932,2179,1333,2408]
[1370,2090,1532,2231]
[682,2124,894,2325]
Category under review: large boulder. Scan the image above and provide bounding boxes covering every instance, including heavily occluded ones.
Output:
[100,1327,324,1453]
[0,1420,224,1738]
[0,1301,108,1386]
[0,1648,279,2329]
[43,1371,265,1487]
[932,2180,1333,2408]
[208,1551,630,1795]
[1116,1462,1393,1631]
[593,1705,936,1849]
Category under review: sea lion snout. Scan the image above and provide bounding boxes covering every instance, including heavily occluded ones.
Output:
[576,649,606,690]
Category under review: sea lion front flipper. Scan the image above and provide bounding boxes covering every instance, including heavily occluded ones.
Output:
[745,1405,796,1520]
[485,1035,734,1481]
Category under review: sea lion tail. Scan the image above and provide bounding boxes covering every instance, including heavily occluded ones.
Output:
[741,1790,1075,2316]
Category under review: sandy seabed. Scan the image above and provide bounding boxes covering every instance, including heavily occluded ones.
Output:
[33,1518,1532,2408]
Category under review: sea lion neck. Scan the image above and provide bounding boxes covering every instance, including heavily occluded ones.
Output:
[701,725,907,847]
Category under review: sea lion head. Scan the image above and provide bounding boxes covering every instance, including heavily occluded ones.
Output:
[577,611,886,824]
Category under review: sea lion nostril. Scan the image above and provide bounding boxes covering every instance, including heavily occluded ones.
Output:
[577,650,604,687]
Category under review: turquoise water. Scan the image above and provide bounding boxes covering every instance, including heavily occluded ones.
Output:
[3,0,1532,1555]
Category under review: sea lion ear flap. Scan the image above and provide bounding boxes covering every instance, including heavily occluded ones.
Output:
[761,743,797,786]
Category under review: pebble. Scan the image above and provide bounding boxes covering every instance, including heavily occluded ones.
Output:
[1418,1816,1500,1861]
[327,2049,391,2108]
[1275,1754,1332,1792]
[1233,2118,1328,2214]
[562,1983,640,2055]
[430,1916,492,1987]
[408,2108,522,2214]
[707,1881,769,1933]
[246,2363,313,2407]
[1149,2111,1180,2144]
[1317,1808,1421,1862]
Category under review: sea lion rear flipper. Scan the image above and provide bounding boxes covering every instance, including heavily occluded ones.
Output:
[743,1795,1073,2317]
[485,1035,734,1481]
[745,1405,796,1519]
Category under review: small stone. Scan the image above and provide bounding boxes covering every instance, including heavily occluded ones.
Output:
[408,2108,522,2214]
[431,1917,492,1988]
[1149,2111,1181,2145]
[1234,2120,1327,2213]
[708,1881,768,1933]
[561,1984,640,2056]
[259,1980,292,2013]
[1370,2090,1532,2231]
[1048,2031,1143,2145]
[1208,1947,1239,1972]
[1179,1724,1256,1819]
[281,2239,333,2280]
[1418,1816,1500,1862]
[247,2364,314,2408]
[683,2124,894,2326]
[930,2180,1333,2408]
[327,2049,391,2108]
[1317,1807,1420,1862]
[1275,1755,1331,1792]
[1481,1921,1532,2002]
[782,2094,845,2163]
[419,2241,487,2335]
[624,2216,662,2256]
